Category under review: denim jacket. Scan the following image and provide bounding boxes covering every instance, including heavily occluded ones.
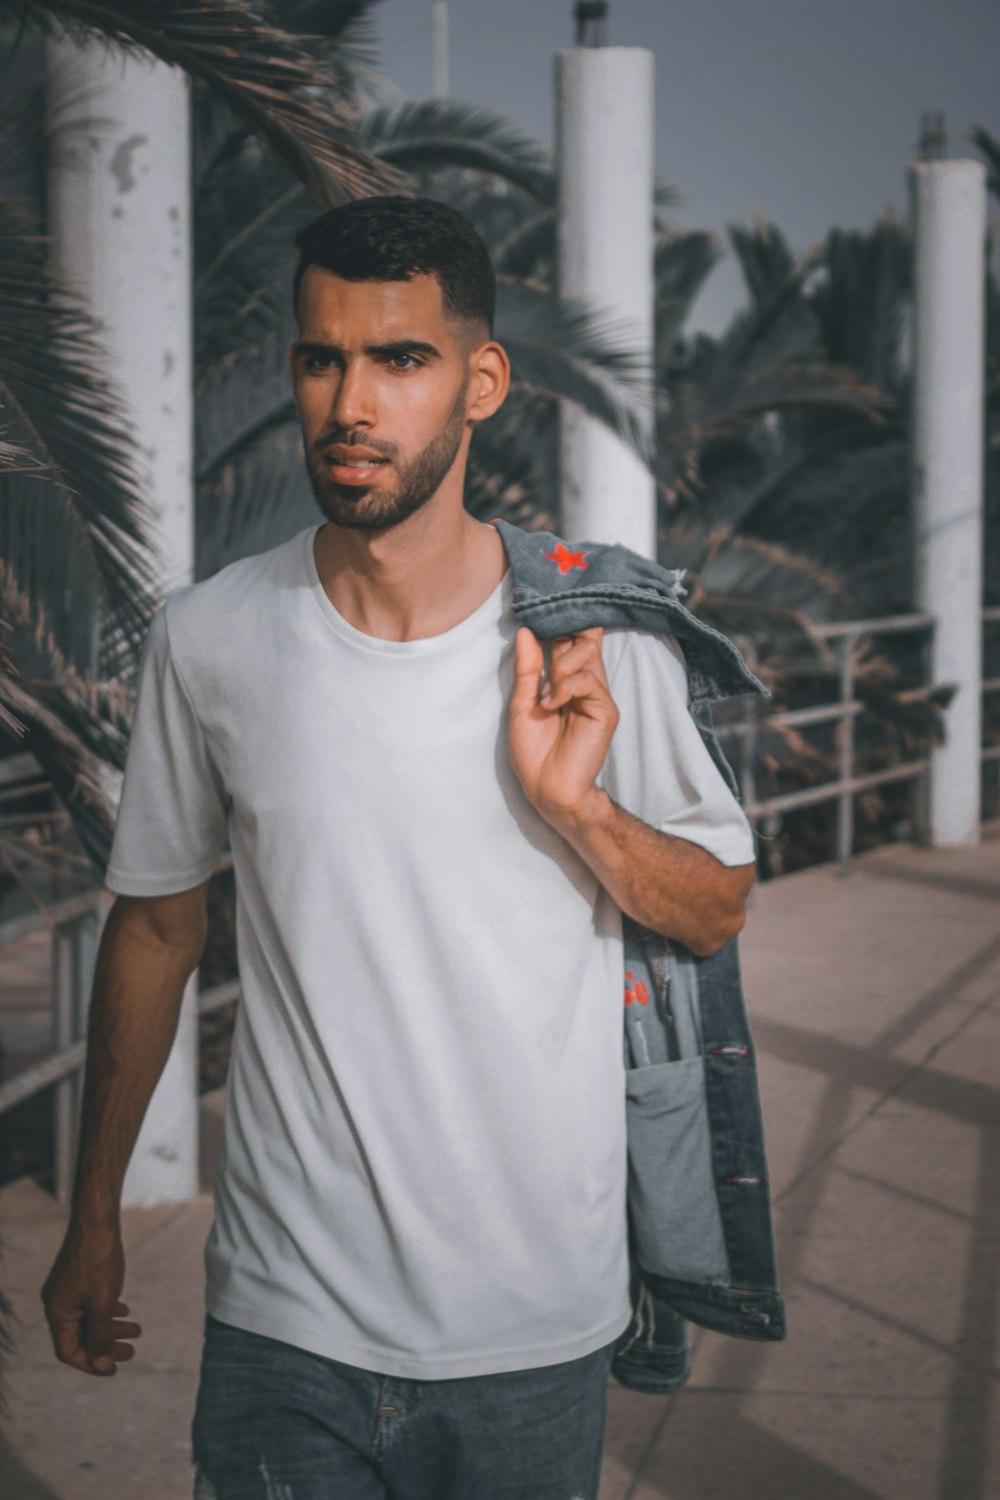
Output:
[490,518,787,1394]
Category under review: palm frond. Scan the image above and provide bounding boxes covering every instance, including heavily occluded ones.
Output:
[673,359,890,441]
[493,208,556,280]
[0,560,133,871]
[655,228,723,357]
[261,0,379,71]
[198,421,315,578]
[6,0,408,206]
[710,238,827,376]
[970,125,1000,200]
[496,280,655,464]
[361,99,556,204]
[727,217,797,303]
[0,200,163,650]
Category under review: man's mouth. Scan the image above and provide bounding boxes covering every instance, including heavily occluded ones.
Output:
[323,445,391,486]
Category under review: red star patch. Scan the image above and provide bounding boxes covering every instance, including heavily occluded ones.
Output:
[542,542,589,574]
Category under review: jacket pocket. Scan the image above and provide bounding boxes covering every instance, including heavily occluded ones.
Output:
[625,1055,730,1285]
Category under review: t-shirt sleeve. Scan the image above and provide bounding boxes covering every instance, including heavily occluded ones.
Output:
[597,629,756,868]
[104,604,230,895]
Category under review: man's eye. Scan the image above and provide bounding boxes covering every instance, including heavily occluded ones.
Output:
[304,355,336,373]
[386,353,420,370]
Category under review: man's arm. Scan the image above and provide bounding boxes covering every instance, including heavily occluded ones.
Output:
[540,788,754,956]
[507,625,754,955]
[40,881,210,1377]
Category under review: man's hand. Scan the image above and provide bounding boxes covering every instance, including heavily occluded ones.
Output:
[508,626,618,826]
[41,1221,142,1377]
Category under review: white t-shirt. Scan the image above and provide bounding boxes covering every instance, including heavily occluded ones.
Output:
[105,523,755,1379]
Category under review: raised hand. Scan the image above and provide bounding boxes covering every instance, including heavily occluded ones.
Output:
[507,625,619,828]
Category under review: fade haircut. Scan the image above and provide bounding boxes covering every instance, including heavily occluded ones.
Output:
[292,196,496,336]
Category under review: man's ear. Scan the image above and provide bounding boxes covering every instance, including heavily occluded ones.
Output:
[466,340,510,425]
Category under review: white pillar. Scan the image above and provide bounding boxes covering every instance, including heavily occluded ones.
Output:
[432,0,449,98]
[47,40,200,1204]
[909,151,987,845]
[555,46,656,558]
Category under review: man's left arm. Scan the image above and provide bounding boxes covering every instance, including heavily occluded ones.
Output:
[507,625,755,957]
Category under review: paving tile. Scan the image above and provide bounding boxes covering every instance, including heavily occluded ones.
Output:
[829,1093,987,1221]
[624,1387,997,1500]
[754,1047,885,1200]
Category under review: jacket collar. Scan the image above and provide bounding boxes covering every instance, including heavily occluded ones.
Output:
[491,518,768,705]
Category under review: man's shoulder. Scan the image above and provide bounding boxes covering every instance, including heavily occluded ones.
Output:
[161,527,309,647]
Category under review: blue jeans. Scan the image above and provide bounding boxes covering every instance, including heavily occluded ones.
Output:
[191,1313,617,1499]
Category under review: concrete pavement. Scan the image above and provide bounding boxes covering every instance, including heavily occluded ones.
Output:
[1,826,998,1499]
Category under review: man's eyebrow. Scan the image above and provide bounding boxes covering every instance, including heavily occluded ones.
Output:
[291,339,443,360]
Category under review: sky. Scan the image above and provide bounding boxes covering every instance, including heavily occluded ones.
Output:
[373,0,1000,333]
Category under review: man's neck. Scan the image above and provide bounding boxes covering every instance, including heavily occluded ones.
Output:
[313,506,509,643]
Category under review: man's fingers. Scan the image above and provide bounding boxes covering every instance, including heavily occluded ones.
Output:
[546,632,609,689]
[51,1316,90,1370]
[540,667,612,713]
[510,628,546,711]
[83,1303,119,1371]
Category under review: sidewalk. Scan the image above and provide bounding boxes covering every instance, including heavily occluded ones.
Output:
[2,827,998,1500]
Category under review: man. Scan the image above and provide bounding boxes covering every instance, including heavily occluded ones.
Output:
[41,196,756,1499]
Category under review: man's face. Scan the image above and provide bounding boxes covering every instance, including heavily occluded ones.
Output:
[290,268,494,533]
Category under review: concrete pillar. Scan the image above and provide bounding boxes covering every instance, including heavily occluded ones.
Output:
[555,44,656,558]
[47,40,200,1204]
[432,0,449,98]
[909,126,987,846]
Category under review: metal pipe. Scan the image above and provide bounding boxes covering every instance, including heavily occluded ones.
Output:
[835,636,856,873]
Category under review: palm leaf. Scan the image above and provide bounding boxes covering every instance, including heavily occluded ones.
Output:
[493,208,556,280]
[496,280,655,465]
[0,200,163,649]
[361,99,556,204]
[655,228,722,357]
[970,125,1000,201]
[0,560,132,871]
[5,0,408,206]
[727,217,797,304]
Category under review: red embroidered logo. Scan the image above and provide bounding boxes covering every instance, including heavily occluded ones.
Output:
[541,542,589,574]
[624,971,650,1006]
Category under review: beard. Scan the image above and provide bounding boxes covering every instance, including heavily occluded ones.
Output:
[304,381,469,533]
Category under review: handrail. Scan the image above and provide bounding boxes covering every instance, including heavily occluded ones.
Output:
[714,611,939,875]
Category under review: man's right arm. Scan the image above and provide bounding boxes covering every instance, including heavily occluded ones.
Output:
[40,880,210,1377]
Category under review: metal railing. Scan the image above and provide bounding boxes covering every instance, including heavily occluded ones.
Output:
[716,612,938,875]
[2,608,999,1198]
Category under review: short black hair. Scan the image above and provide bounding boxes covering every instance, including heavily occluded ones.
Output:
[292,196,496,335]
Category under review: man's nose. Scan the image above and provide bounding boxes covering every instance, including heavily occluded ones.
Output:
[329,359,375,429]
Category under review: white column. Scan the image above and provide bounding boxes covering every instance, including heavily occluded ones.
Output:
[432,0,449,98]
[47,39,200,1204]
[909,156,987,845]
[555,46,656,558]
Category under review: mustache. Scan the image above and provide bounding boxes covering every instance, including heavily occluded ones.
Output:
[311,430,397,459]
